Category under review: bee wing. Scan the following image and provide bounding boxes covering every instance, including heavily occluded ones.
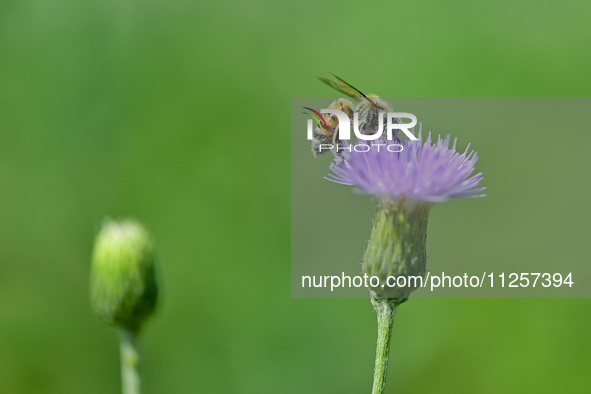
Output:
[318,74,378,107]
[317,76,360,99]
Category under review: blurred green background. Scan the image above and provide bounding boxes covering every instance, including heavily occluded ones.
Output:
[1,0,590,393]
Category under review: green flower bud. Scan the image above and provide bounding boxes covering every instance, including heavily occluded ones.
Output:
[90,219,158,334]
[363,201,431,304]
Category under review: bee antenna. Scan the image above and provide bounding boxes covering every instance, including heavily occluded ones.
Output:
[303,107,329,131]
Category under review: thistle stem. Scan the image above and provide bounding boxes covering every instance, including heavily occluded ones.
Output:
[371,298,397,394]
[119,328,141,394]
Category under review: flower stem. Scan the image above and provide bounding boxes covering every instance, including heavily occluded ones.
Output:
[371,298,397,394]
[119,328,141,394]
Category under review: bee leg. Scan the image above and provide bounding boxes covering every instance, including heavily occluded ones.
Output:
[331,130,342,155]
[360,122,366,135]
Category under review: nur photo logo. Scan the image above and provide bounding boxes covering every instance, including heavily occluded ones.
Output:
[304,106,418,154]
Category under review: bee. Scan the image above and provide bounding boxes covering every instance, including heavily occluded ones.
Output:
[310,74,398,157]
[308,97,355,157]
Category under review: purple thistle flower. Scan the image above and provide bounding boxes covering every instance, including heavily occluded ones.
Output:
[326,128,486,207]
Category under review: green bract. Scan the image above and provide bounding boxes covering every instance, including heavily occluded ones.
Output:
[363,201,430,303]
[90,219,158,334]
